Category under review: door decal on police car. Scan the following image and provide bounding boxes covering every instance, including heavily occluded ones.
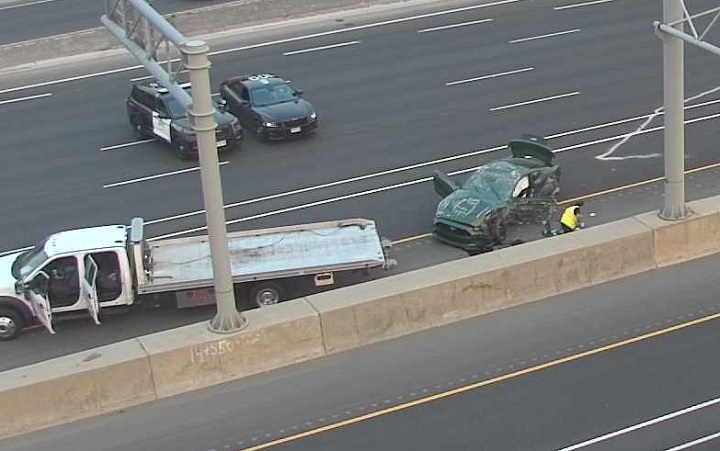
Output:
[152,112,171,142]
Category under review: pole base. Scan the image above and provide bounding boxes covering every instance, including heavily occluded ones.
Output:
[208,311,248,334]
[658,204,691,221]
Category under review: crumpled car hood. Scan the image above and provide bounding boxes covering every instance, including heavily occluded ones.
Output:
[435,190,500,226]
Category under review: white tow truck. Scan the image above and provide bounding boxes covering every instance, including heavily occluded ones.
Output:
[0,218,395,340]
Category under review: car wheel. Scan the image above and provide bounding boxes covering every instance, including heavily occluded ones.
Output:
[251,282,284,308]
[255,122,268,143]
[492,218,507,244]
[172,135,192,160]
[131,116,149,139]
[0,308,24,341]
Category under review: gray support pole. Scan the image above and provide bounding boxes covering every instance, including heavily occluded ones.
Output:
[181,40,247,333]
[659,0,690,220]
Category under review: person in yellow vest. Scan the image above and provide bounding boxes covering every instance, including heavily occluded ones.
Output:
[560,201,584,233]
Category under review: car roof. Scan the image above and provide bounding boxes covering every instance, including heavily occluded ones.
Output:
[133,81,192,97]
[224,74,287,89]
[44,225,128,257]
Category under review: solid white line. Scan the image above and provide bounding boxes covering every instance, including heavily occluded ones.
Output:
[662,431,720,451]
[490,91,580,111]
[509,29,581,43]
[417,18,493,33]
[282,41,361,55]
[554,0,616,10]
[100,139,155,151]
[446,67,533,86]
[0,0,60,11]
[103,162,229,188]
[553,397,720,450]
[0,93,52,105]
[0,0,528,95]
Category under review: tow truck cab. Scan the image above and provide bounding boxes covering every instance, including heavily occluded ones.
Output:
[0,224,136,340]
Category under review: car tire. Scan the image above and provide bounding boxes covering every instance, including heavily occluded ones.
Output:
[0,307,24,341]
[251,282,284,308]
[172,134,192,160]
[254,121,268,143]
[492,218,507,244]
[131,115,150,139]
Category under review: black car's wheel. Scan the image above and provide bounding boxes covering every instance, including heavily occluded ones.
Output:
[254,122,268,142]
[0,307,24,341]
[131,115,150,139]
[492,217,507,244]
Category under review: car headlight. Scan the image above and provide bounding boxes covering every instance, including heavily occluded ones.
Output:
[310,112,317,120]
[263,121,279,128]
[231,120,242,133]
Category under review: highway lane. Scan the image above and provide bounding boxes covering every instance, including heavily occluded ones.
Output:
[2,0,720,251]
[1,239,720,451]
[1,0,720,355]
[0,0,232,45]
[4,159,720,370]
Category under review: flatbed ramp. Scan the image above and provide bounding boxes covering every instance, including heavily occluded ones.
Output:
[135,219,389,294]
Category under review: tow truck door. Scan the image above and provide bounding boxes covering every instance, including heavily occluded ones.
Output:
[25,271,55,335]
[81,255,101,326]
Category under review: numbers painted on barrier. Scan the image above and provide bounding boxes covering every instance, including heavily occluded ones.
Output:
[191,339,236,364]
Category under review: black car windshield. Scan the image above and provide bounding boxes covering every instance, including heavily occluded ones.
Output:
[462,165,518,203]
[11,239,49,280]
[250,82,298,107]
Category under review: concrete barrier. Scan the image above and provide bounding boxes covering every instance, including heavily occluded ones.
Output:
[0,339,154,439]
[140,299,324,399]
[310,217,656,354]
[2,196,720,441]
[637,195,720,268]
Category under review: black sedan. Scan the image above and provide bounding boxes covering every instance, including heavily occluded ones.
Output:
[219,74,318,141]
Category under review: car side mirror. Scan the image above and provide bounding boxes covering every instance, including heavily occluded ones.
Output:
[294,89,303,97]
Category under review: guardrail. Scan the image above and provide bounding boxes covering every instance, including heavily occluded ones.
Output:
[2,194,720,440]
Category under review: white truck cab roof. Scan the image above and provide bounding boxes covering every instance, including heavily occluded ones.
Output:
[44,225,127,257]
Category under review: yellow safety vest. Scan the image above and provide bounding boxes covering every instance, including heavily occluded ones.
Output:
[560,206,579,230]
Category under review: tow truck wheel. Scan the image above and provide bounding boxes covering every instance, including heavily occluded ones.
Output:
[251,283,284,308]
[0,308,24,341]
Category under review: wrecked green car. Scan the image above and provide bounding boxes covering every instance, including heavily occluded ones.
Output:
[432,135,560,254]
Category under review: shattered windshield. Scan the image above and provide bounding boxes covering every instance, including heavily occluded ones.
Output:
[251,81,298,107]
[11,239,49,280]
[462,163,521,203]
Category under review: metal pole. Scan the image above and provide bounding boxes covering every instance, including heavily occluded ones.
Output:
[181,40,247,333]
[659,0,690,220]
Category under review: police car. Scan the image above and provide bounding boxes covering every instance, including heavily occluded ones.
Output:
[219,74,317,142]
[126,81,242,159]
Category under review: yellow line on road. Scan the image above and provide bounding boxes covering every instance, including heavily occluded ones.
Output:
[391,160,720,245]
[238,311,720,450]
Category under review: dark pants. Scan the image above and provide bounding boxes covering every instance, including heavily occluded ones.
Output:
[561,223,574,233]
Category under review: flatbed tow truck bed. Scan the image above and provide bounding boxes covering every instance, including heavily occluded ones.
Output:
[134,219,390,294]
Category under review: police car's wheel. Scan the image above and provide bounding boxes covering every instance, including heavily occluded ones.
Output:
[0,308,23,341]
[172,135,192,160]
[131,116,149,139]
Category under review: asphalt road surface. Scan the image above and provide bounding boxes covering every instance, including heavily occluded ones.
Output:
[0,0,233,45]
[2,0,720,363]
[2,245,719,451]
